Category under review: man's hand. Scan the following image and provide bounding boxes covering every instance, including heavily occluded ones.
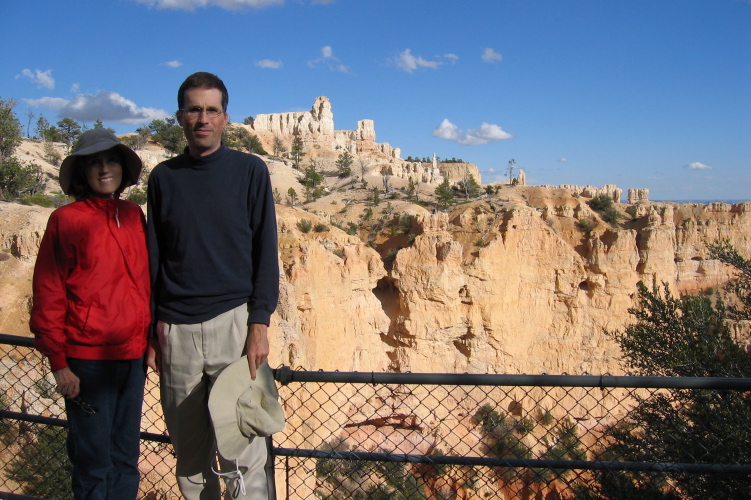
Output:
[53,367,80,399]
[246,323,269,380]
[146,337,161,375]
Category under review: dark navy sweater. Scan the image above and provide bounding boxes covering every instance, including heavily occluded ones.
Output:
[147,145,279,328]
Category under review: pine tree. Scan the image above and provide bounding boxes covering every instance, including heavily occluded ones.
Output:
[336,150,353,178]
[434,177,454,209]
[290,135,304,170]
[576,243,751,499]
[0,98,23,163]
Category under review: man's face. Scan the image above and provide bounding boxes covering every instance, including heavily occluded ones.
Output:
[176,87,228,157]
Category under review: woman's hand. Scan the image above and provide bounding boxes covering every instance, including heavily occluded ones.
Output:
[53,367,80,398]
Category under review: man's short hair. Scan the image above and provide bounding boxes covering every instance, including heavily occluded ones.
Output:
[177,72,229,112]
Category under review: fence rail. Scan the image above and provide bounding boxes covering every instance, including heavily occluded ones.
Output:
[1,334,750,500]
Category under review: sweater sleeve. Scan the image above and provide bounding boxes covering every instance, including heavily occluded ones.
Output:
[146,169,161,338]
[29,214,70,372]
[248,160,280,325]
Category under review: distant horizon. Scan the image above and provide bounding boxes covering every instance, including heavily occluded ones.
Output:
[651,199,750,204]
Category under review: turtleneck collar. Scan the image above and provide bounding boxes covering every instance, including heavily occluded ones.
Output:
[186,143,228,165]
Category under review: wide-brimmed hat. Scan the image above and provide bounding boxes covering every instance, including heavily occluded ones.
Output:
[208,357,285,460]
[59,128,142,195]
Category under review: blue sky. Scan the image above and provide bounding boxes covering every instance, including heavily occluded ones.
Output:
[2,0,750,201]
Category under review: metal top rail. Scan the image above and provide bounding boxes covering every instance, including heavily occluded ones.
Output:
[4,334,750,391]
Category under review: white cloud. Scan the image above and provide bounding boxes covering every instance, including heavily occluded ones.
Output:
[445,53,459,64]
[432,119,512,145]
[687,161,713,170]
[162,60,183,68]
[310,0,336,4]
[392,49,442,73]
[25,90,170,125]
[256,59,283,69]
[558,158,569,162]
[481,48,503,64]
[70,83,80,93]
[307,46,350,73]
[134,0,283,10]
[17,69,55,90]
[24,97,69,110]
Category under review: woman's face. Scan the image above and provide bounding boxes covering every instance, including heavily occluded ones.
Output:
[83,148,123,196]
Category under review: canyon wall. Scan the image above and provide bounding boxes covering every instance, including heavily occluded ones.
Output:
[2,193,749,377]
[267,197,750,376]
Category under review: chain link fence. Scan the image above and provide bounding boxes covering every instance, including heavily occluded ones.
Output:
[2,334,750,500]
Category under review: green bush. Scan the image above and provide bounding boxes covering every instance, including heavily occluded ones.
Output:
[223,125,267,155]
[20,193,54,207]
[6,424,73,500]
[0,158,44,200]
[33,375,57,400]
[537,417,586,482]
[535,407,554,427]
[576,264,751,499]
[587,194,621,226]
[297,219,312,233]
[625,204,639,220]
[577,219,596,233]
[51,194,73,208]
[125,186,147,205]
[43,142,62,166]
[0,393,10,436]
[399,214,414,234]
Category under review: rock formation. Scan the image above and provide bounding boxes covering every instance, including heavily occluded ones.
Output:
[545,184,624,203]
[437,162,482,185]
[386,161,442,184]
[516,169,526,186]
[628,188,650,204]
[251,97,401,160]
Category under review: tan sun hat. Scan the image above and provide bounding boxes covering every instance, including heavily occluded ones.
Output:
[59,128,142,195]
[208,357,285,460]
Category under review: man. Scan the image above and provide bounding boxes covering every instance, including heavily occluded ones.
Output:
[146,72,279,499]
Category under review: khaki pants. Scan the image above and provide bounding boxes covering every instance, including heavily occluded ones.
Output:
[158,304,268,500]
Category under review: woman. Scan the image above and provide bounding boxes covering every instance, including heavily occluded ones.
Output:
[30,128,151,500]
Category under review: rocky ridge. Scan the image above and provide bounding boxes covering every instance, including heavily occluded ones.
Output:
[3,181,749,377]
[2,97,747,378]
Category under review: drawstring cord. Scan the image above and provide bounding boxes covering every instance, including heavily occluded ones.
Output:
[211,459,246,497]
[109,194,120,228]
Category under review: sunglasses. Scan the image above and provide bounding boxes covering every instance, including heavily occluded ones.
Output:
[69,396,98,416]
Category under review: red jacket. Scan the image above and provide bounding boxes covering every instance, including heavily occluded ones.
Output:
[30,197,151,372]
